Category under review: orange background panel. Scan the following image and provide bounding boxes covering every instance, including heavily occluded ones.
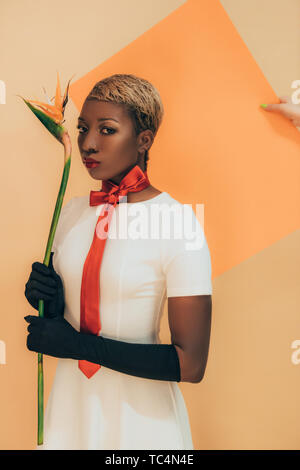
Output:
[70,0,300,280]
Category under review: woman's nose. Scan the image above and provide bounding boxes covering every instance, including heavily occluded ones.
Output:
[80,131,98,153]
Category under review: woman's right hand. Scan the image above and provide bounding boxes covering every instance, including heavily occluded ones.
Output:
[24,252,65,319]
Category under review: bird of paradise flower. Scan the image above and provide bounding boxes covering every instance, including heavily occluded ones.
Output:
[17,72,74,445]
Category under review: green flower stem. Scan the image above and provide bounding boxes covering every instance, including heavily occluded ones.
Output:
[37,141,71,445]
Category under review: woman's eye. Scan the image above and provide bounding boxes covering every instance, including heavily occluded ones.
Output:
[76,125,115,135]
[101,127,115,135]
[76,125,86,133]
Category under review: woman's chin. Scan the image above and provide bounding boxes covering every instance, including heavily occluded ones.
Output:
[85,165,104,176]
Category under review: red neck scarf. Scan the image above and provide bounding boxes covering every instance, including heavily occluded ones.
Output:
[79,164,151,378]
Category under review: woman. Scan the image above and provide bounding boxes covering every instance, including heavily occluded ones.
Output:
[24,74,213,450]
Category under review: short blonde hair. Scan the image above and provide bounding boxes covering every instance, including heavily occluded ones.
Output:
[86,74,164,169]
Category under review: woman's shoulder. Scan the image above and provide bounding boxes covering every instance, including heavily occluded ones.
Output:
[158,192,208,254]
[62,194,90,225]
[62,195,89,212]
[157,192,199,221]
[55,195,89,235]
[158,191,191,207]
[154,191,185,208]
[52,195,90,252]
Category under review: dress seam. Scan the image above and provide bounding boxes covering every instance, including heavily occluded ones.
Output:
[160,233,185,449]
[154,288,165,344]
[167,382,185,449]
[116,239,129,340]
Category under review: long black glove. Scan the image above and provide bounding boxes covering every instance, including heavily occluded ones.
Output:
[24,315,181,382]
[24,252,65,318]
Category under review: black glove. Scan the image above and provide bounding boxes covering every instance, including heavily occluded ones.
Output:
[25,315,80,358]
[24,252,65,319]
[24,315,181,382]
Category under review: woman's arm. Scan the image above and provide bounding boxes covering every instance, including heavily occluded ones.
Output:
[169,295,212,383]
[24,314,180,382]
[24,294,212,384]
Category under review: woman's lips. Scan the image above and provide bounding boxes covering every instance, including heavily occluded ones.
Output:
[83,158,101,168]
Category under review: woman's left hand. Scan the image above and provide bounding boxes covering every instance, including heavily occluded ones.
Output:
[24,315,80,359]
[262,96,300,127]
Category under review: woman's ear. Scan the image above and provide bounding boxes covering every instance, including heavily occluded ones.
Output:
[138,129,154,154]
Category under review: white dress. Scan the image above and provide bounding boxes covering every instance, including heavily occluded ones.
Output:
[36,191,213,450]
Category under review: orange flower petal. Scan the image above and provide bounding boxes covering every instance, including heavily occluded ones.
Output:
[28,102,62,122]
[54,71,62,112]
[22,73,75,126]
[26,99,58,113]
[41,109,63,122]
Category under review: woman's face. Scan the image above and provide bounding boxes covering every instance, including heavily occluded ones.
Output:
[77,99,151,185]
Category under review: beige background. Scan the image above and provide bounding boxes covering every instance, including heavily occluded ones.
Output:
[0,0,300,450]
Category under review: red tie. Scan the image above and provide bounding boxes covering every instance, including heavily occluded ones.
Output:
[78,164,151,378]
